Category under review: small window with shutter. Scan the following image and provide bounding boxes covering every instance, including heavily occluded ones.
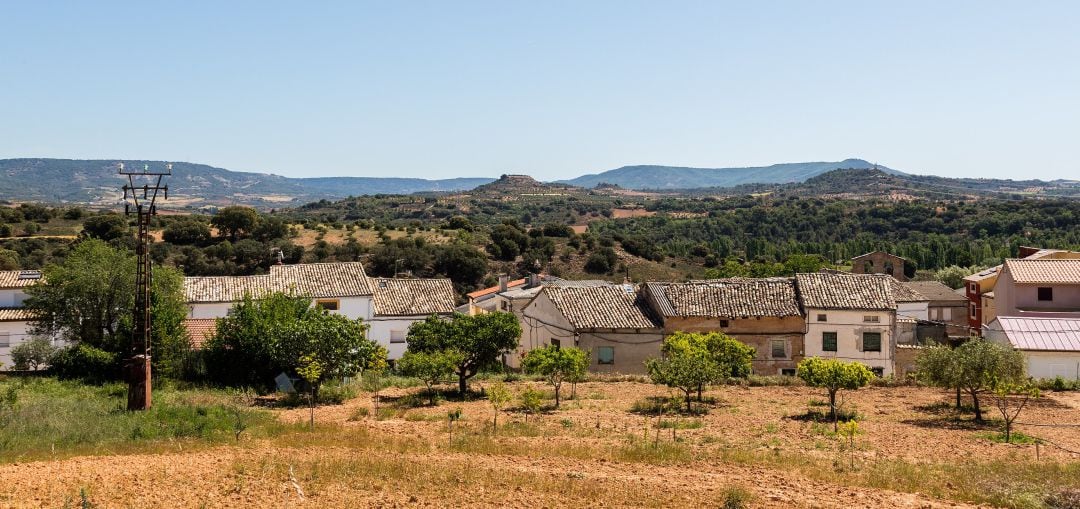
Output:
[390,330,406,344]
[862,332,882,352]
[822,332,837,352]
[771,340,786,359]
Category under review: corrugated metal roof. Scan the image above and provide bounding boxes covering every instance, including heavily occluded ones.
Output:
[993,317,1080,352]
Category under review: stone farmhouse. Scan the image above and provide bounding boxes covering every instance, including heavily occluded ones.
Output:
[642,279,804,375]
[518,272,914,377]
[183,262,455,359]
[517,280,663,374]
[851,251,909,281]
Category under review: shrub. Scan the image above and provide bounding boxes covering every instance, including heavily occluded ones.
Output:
[49,344,119,383]
[11,338,57,371]
[796,357,873,431]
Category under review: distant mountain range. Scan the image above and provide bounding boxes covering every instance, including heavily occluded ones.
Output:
[0,159,494,207]
[1,157,1074,208]
[557,158,902,189]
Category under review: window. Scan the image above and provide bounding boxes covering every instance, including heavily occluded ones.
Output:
[862,332,882,352]
[863,315,880,323]
[822,332,837,352]
[316,299,340,311]
[390,330,406,344]
[780,368,796,377]
[816,314,827,322]
[719,319,730,328]
[771,340,786,359]
[941,308,952,321]
[551,338,561,349]
[0,332,8,348]
[870,367,884,377]
[597,346,615,365]
[970,302,977,319]
[969,282,977,294]
[1038,287,1054,301]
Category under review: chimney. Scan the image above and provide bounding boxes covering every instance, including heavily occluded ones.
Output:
[528,273,541,288]
[498,274,509,293]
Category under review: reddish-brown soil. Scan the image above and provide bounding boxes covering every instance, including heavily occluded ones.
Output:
[1,383,1076,508]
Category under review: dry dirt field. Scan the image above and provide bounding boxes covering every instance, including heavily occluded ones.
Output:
[1,382,1077,508]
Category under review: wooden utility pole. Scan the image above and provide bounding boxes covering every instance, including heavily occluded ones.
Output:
[119,162,170,411]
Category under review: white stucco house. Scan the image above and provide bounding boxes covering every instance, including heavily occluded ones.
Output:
[797,272,898,377]
[985,317,1080,380]
[182,262,456,359]
[0,270,63,369]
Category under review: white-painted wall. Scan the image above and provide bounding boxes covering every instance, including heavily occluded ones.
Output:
[188,296,374,321]
[1021,351,1080,379]
[0,289,28,308]
[804,308,895,376]
[368,316,430,360]
[0,320,32,368]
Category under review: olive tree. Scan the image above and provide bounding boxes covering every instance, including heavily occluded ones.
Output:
[521,345,588,408]
[796,357,874,431]
[10,337,57,371]
[917,339,1025,422]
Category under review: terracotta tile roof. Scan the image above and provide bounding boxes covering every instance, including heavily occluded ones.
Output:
[0,307,37,321]
[1004,259,1080,284]
[963,265,1000,283]
[890,280,926,303]
[543,283,660,330]
[183,318,217,348]
[903,281,969,302]
[851,251,909,262]
[991,317,1080,352]
[467,279,526,299]
[646,278,802,318]
[796,272,896,310]
[0,270,44,288]
[372,278,456,316]
[184,262,375,303]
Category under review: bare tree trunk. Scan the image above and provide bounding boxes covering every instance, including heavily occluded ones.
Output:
[971,390,983,422]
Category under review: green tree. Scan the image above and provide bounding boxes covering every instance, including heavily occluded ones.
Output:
[796,357,874,431]
[10,337,57,370]
[918,339,1025,422]
[933,265,979,289]
[25,239,135,351]
[521,345,588,408]
[211,206,260,241]
[646,336,720,412]
[398,350,462,405]
[275,310,383,393]
[148,265,192,380]
[0,248,19,270]
[162,218,211,245]
[915,345,963,409]
[80,214,130,242]
[203,292,314,388]
[296,353,323,430]
[990,381,1038,443]
[660,331,755,401]
[487,381,512,431]
[406,312,522,395]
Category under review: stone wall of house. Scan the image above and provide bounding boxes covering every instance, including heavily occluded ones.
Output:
[851,252,908,281]
[663,315,806,375]
[894,345,923,379]
[576,330,665,375]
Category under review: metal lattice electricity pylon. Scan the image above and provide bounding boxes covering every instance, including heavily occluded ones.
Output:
[119,162,170,411]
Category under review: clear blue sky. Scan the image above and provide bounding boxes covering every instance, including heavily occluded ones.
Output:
[2,2,1078,181]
